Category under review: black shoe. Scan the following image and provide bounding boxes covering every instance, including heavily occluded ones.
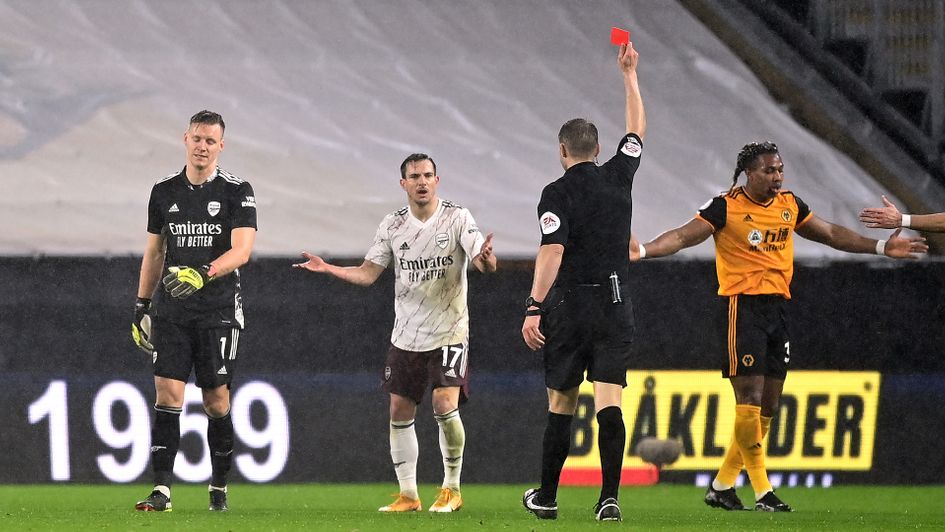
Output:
[755,491,792,512]
[704,486,745,511]
[209,486,229,511]
[594,497,621,521]
[523,488,558,520]
[135,489,172,512]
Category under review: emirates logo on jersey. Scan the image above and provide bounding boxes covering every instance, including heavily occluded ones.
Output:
[208,201,221,217]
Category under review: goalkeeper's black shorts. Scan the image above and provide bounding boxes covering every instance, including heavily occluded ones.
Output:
[151,316,241,388]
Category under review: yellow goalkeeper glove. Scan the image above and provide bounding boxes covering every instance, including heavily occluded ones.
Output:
[131,297,154,355]
[162,265,214,299]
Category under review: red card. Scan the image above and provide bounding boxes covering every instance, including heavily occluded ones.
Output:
[610,27,630,45]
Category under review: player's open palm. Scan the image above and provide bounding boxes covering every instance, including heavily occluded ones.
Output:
[883,228,928,259]
[293,252,329,272]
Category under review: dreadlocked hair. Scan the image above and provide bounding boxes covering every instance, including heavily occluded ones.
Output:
[730,141,778,192]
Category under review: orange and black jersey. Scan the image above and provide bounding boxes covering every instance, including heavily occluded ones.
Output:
[695,186,812,298]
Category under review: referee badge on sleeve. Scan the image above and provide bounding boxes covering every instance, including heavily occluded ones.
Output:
[540,211,561,234]
[621,136,642,158]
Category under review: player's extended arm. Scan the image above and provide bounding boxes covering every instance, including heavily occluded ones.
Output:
[162,227,257,299]
[521,243,563,351]
[618,42,646,140]
[472,232,497,273]
[132,233,166,354]
[859,195,945,232]
[796,215,927,258]
[207,227,256,278]
[634,218,713,260]
[293,253,386,286]
[138,233,167,299]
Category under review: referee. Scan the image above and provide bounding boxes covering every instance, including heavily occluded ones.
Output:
[521,41,645,522]
[635,141,925,512]
[131,110,257,512]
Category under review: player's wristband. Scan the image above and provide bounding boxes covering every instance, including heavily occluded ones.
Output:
[525,308,542,317]
[875,239,887,256]
[901,214,911,228]
[638,244,647,259]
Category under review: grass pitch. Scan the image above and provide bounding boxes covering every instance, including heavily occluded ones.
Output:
[1,483,943,530]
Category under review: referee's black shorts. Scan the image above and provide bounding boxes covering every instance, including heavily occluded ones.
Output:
[540,285,635,390]
[719,294,791,379]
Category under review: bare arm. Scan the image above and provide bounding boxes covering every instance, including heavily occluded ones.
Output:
[293,253,386,286]
[206,227,256,278]
[472,232,497,273]
[521,244,564,351]
[618,42,646,140]
[859,195,945,232]
[635,218,714,260]
[796,215,927,258]
[137,233,166,299]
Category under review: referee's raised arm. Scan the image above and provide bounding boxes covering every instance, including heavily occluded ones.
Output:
[618,42,645,140]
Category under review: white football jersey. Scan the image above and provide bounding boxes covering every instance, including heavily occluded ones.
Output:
[365,198,486,352]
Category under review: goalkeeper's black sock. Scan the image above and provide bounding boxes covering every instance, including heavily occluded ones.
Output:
[597,406,626,502]
[151,405,182,487]
[539,412,573,505]
[208,411,234,488]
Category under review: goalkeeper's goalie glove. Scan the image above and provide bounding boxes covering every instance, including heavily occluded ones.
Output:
[163,264,214,299]
[131,297,154,355]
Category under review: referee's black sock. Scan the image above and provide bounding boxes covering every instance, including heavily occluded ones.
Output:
[539,412,573,505]
[208,411,234,488]
[152,405,182,487]
[596,406,625,503]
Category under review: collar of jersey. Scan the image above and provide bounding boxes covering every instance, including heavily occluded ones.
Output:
[739,186,775,207]
[407,197,442,226]
[182,167,219,190]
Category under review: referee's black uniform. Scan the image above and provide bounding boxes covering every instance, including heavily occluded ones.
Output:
[538,133,643,389]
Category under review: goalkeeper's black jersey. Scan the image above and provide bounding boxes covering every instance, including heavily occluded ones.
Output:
[146,167,257,328]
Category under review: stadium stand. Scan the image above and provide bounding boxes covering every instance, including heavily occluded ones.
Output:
[0,0,932,258]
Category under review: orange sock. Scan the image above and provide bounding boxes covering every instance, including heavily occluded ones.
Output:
[732,405,771,497]
[715,414,772,487]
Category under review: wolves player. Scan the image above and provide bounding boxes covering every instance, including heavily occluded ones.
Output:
[131,110,257,512]
[294,153,496,513]
[634,141,925,512]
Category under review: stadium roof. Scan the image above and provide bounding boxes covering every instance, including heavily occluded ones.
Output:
[0,0,903,258]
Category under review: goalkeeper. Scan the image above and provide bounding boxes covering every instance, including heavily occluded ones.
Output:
[131,110,257,513]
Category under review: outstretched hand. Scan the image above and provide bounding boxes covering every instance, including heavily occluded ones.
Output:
[479,232,494,261]
[859,195,902,229]
[882,228,928,259]
[292,252,329,272]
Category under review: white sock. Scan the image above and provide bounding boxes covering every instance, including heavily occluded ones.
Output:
[389,419,419,499]
[712,479,732,491]
[435,409,465,490]
[154,485,171,498]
